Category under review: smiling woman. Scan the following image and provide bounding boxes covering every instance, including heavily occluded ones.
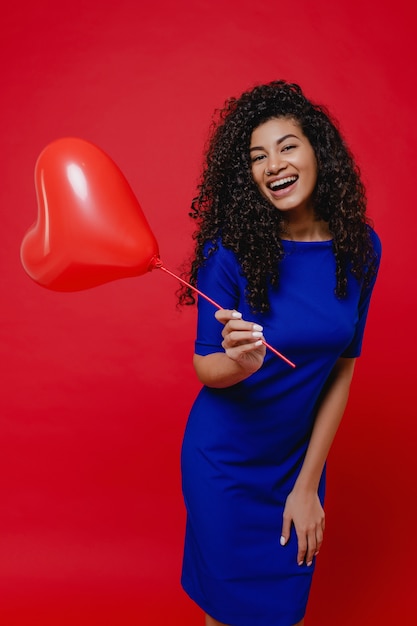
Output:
[177,81,381,626]
[249,118,324,239]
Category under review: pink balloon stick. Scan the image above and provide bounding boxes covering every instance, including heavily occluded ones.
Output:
[156,264,296,369]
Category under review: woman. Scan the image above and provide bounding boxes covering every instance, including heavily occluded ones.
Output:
[179,81,381,626]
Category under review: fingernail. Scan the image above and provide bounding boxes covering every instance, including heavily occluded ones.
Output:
[253,323,263,331]
[232,311,242,318]
[252,331,263,338]
[315,551,319,556]
[254,340,263,347]
[307,561,313,567]
[298,561,304,566]
[280,536,286,546]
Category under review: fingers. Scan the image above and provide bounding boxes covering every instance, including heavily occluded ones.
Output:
[315,520,324,556]
[223,323,264,348]
[295,531,308,566]
[297,528,315,567]
[214,309,265,356]
[281,499,325,567]
[215,309,242,324]
[280,512,291,547]
[295,521,325,566]
[214,310,261,339]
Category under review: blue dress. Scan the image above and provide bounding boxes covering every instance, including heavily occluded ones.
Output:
[181,232,381,626]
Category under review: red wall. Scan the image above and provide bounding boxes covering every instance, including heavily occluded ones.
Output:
[1,1,415,624]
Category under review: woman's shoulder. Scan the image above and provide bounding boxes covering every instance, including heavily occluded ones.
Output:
[366,224,382,258]
[202,238,239,265]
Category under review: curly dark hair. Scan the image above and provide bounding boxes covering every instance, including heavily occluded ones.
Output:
[178,80,377,313]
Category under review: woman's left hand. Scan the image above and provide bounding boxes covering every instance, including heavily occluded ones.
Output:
[280,488,325,566]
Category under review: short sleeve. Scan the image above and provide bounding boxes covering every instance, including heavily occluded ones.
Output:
[194,242,242,356]
[341,229,382,358]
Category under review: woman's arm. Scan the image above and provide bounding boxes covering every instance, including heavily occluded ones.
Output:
[193,309,267,388]
[280,356,356,566]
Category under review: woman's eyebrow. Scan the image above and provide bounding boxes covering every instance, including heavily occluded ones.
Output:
[249,134,299,152]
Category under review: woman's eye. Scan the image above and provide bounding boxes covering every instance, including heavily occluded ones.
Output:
[251,154,265,163]
[282,144,296,152]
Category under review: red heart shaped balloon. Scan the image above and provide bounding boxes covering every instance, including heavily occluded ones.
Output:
[20,137,160,291]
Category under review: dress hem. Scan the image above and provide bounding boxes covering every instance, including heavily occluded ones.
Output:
[181,578,306,626]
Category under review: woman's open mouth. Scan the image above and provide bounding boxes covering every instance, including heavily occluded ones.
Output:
[267,175,298,196]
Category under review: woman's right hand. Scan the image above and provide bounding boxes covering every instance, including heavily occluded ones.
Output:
[193,309,267,388]
[215,309,266,374]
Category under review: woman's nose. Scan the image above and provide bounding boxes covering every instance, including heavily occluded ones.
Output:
[265,153,285,175]
[265,160,278,175]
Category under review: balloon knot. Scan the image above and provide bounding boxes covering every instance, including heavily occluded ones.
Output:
[148,255,163,270]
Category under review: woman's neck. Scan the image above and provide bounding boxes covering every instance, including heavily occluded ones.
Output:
[280,212,331,242]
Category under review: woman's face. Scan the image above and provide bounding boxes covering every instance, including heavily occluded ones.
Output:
[250,117,318,215]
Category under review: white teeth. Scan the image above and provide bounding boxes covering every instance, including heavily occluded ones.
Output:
[270,176,297,190]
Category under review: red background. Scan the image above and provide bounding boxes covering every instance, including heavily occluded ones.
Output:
[1,1,415,624]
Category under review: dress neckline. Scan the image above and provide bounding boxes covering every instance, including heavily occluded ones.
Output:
[281,238,333,245]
